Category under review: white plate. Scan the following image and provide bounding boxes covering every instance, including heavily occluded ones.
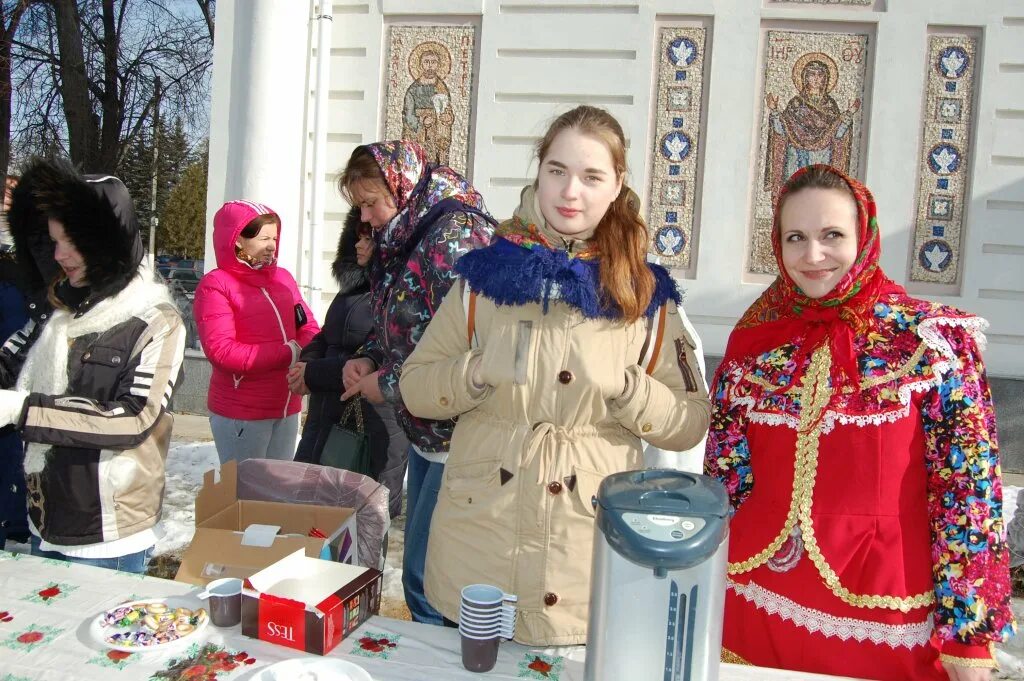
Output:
[255,658,373,681]
[89,597,209,653]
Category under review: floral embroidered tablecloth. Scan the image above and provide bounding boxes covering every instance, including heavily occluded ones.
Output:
[0,550,853,681]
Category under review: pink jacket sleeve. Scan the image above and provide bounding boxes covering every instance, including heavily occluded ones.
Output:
[194,275,293,373]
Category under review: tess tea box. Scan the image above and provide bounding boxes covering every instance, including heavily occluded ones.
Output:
[240,550,382,655]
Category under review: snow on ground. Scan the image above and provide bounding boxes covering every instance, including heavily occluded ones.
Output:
[155,440,219,556]
[998,603,1024,679]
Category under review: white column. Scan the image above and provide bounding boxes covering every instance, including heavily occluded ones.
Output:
[204,0,310,280]
[306,3,333,321]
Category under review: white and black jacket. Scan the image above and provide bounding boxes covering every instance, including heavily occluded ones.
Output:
[3,158,185,546]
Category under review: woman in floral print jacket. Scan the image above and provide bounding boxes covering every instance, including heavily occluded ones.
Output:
[338,141,495,624]
[705,164,1014,680]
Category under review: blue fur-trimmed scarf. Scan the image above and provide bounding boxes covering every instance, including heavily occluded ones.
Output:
[455,237,681,320]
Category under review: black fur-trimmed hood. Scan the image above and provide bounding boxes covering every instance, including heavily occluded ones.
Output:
[8,158,145,311]
[333,207,369,296]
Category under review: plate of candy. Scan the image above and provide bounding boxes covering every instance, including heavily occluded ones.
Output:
[90,598,209,652]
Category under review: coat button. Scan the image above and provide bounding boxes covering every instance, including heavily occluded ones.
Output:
[111,356,121,364]
[557,370,573,385]
[40,314,47,320]
[28,303,36,310]
[83,352,91,360]
[439,396,449,406]
[544,592,559,606]
[9,484,16,493]
[641,423,653,433]
[0,520,7,528]
[547,481,563,495]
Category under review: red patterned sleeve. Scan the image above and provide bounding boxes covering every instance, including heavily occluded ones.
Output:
[921,324,1016,662]
[704,363,754,510]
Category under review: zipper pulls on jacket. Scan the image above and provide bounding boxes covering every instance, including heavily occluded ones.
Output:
[261,288,289,343]
[260,287,293,419]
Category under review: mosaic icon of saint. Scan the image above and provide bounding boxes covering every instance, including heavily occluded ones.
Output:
[402,42,455,166]
[764,52,860,205]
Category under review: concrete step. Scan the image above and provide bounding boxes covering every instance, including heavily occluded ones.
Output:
[170,412,212,442]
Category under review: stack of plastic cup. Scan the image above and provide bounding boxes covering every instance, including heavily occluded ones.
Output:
[459,584,517,673]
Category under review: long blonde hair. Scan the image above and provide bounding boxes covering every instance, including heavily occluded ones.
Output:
[536,106,654,322]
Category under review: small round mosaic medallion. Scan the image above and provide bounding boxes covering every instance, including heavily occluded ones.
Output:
[936,46,970,79]
[660,131,691,163]
[655,226,686,256]
[927,143,961,175]
[667,37,698,66]
[919,239,953,273]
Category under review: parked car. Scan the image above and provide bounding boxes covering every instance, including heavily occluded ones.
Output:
[174,259,205,272]
[165,267,202,297]
[156,254,183,279]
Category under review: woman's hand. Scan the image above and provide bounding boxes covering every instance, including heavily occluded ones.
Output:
[942,661,993,681]
[342,358,374,390]
[342,370,384,404]
[0,389,27,427]
[470,355,485,390]
[285,340,301,367]
[287,363,308,395]
[610,369,635,407]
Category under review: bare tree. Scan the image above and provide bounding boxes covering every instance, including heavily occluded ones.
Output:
[11,0,213,172]
[0,1,33,177]
[195,0,213,44]
[51,0,96,167]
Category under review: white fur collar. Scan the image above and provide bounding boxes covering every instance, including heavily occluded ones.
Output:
[17,263,174,397]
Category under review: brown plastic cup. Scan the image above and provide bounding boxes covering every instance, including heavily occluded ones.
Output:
[198,577,242,627]
[461,630,500,673]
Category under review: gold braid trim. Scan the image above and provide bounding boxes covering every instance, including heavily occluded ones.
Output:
[721,648,753,665]
[940,643,997,669]
[726,501,798,574]
[727,344,830,575]
[939,654,997,669]
[857,341,929,389]
[728,345,935,611]
[744,341,929,393]
[745,373,788,392]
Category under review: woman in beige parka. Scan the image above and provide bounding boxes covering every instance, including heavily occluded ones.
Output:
[399,106,711,646]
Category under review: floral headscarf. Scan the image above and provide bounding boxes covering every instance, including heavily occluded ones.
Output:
[722,164,906,390]
[364,141,487,264]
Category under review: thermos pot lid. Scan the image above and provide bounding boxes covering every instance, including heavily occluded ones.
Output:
[595,469,729,518]
[594,469,730,570]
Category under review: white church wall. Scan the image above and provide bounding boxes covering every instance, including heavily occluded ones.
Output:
[207,0,1024,377]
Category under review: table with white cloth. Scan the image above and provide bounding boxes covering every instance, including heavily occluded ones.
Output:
[0,551,859,681]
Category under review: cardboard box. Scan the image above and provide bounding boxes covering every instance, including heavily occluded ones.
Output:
[240,550,382,655]
[175,461,358,586]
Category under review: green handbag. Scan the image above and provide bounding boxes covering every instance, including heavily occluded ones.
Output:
[320,398,371,475]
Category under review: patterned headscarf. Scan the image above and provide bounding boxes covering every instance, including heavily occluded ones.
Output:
[364,141,487,264]
[722,164,905,389]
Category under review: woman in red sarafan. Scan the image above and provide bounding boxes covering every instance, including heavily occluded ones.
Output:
[705,164,1015,680]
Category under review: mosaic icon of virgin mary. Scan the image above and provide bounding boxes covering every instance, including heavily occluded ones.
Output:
[402,41,455,166]
[764,52,860,205]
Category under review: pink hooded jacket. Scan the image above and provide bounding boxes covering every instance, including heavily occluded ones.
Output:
[194,201,319,420]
